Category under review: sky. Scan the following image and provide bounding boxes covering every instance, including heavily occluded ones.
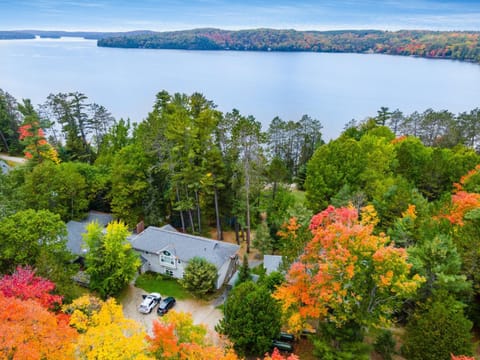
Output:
[0,0,480,32]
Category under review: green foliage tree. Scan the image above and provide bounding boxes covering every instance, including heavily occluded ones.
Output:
[402,294,473,360]
[21,161,88,221]
[181,257,217,296]
[0,209,71,274]
[217,281,281,356]
[84,221,140,298]
[236,254,251,285]
[253,221,274,255]
[0,89,21,154]
[408,234,471,300]
[109,143,151,226]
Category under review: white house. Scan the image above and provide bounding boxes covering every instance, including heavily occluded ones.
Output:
[130,225,240,289]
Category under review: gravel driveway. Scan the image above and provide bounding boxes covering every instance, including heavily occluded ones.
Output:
[121,284,223,343]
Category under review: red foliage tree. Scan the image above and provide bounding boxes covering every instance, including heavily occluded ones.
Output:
[0,266,63,310]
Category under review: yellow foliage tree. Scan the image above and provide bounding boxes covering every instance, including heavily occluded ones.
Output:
[66,295,151,360]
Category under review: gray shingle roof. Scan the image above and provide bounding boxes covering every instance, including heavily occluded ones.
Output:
[263,255,283,274]
[130,226,240,270]
[0,160,9,174]
[66,211,113,256]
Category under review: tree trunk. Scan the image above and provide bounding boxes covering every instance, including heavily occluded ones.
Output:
[234,219,240,245]
[176,187,186,233]
[214,187,222,240]
[0,130,9,153]
[195,190,201,234]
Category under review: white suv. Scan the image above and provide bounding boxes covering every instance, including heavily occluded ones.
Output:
[138,292,161,314]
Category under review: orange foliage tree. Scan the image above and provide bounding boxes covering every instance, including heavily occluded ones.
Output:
[0,293,76,359]
[147,310,238,360]
[18,99,60,164]
[440,164,480,226]
[274,205,424,334]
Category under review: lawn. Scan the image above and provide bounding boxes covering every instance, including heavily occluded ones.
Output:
[135,272,191,300]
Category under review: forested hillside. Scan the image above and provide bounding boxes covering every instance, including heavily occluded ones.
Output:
[1,87,480,359]
[98,28,480,64]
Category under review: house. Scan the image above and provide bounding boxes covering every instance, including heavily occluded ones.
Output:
[66,211,113,262]
[130,225,240,289]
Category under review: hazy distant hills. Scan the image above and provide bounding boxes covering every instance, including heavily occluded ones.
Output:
[0,30,157,40]
[2,28,479,64]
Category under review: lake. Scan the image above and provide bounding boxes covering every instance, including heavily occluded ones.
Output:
[1,37,479,139]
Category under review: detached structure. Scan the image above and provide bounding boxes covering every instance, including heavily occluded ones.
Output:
[130,225,240,289]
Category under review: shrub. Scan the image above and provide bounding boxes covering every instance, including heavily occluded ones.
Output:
[374,330,396,360]
[402,295,473,360]
[181,257,217,297]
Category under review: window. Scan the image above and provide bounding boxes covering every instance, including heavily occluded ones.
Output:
[160,250,176,267]
[166,269,174,277]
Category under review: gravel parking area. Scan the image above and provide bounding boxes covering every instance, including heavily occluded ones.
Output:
[121,284,223,343]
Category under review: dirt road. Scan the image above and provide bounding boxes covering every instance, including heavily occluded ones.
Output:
[121,284,223,343]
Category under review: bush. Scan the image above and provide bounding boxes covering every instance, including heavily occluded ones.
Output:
[402,295,473,360]
[312,322,371,360]
[216,281,281,356]
[374,330,396,360]
[181,257,217,297]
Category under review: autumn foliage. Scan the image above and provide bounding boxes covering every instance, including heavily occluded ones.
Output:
[274,205,424,333]
[0,266,63,310]
[18,122,60,164]
[451,355,476,360]
[65,295,150,359]
[0,293,76,360]
[147,310,238,360]
[441,165,480,225]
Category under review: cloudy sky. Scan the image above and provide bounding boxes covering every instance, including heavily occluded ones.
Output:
[1,0,479,31]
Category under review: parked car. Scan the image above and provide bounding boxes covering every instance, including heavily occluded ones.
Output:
[157,296,176,315]
[271,340,294,352]
[138,293,161,314]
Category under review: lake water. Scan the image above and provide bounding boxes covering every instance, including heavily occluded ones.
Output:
[1,37,479,139]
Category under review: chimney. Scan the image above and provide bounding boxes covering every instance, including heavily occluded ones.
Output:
[136,220,145,234]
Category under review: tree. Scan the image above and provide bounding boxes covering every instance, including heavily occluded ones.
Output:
[0,209,70,274]
[217,281,282,356]
[21,161,88,221]
[181,257,217,296]
[148,310,239,360]
[18,99,60,165]
[109,143,152,227]
[84,221,140,298]
[402,294,473,360]
[274,206,424,336]
[0,89,21,154]
[66,296,150,359]
[236,254,251,285]
[0,266,63,310]
[253,221,274,255]
[408,234,471,300]
[229,112,266,252]
[0,293,77,360]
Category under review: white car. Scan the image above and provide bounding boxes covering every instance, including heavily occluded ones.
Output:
[138,292,161,314]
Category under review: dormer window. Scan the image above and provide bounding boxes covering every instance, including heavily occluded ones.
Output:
[160,250,175,266]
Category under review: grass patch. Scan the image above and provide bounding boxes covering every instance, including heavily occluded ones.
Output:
[291,189,306,205]
[135,272,191,300]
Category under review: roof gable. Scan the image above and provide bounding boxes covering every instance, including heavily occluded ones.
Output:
[130,226,239,269]
[66,211,113,255]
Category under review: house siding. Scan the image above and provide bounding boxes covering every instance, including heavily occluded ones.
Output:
[139,251,185,279]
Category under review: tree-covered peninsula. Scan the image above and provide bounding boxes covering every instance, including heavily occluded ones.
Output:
[97,28,480,64]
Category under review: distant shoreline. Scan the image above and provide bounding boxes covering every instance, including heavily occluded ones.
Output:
[1,28,479,64]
